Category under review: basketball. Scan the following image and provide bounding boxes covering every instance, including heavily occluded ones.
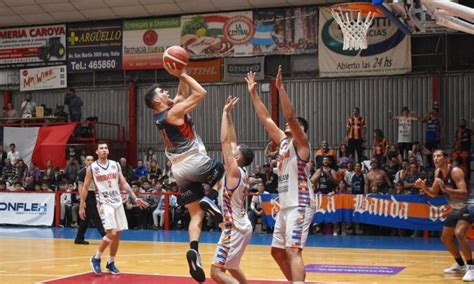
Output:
[163,46,189,70]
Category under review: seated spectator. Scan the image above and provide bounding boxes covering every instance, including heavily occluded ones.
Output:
[152,186,177,229]
[125,182,148,229]
[391,181,406,195]
[34,183,42,192]
[2,159,15,182]
[119,157,134,183]
[64,158,80,183]
[147,159,162,183]
[11,182,24,192]
[41,182,54,192]
[0,181,6,192]
[20,94,36,118]
[24,176,35,191]
[315,140,337,169]
[262,162,278,194]
[248,183,269,232]
[59,182,79,227]
[43,159,57,185]
[404,162,421,195]
[162,160,175,184]
[143,147,158,168]
[134,160,148,180]
[7,143,21,166]
[393,160,409,185]
[25,162,41,184]
[3,102,18,121]
[248,164,264,192]
[337,144,353,166]
[15,159,28,180]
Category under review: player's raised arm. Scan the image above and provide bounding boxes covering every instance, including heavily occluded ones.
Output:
[275,65,309,159]
[245,71,285,144]
[221,96,241,188]
[165,63,207,117]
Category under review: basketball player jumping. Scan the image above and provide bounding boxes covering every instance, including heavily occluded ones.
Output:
[79,142,148,275]
[145,63,224,282]
[210,96,254,284]
[415,149,474,281]
[246,66,315,283]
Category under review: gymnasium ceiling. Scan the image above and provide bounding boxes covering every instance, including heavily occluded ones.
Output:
[0,0,343,28]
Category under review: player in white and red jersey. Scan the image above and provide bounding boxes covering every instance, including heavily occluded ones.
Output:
[79,142,148,275]
[210,96,254,284]
[246,66,315,283]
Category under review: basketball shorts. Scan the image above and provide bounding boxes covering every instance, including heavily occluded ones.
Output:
[98,203,128,231]
[444,204,474,227]
[271,206,315,249]
[211,225,252,270]
[172,152,224,205]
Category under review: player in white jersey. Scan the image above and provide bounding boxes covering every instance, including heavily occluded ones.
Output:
[246,66,315,283]
[79,142,148,275]
[210,96,255,284]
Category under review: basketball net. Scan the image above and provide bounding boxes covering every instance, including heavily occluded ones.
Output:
[330,6,376,50]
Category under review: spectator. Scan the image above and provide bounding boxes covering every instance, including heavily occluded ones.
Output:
[162,160,175,184]
[262,162,278,194]
[392,181,406,195]
[248,182,269,232]
[53,104,68,122]
[43,159,57,185]
[389,106,420,160]
[20,94,36,118]
[0,145,7,171]
[11,182,24,192]
[365,159,392,194]
[64,158,80,183]
[2,159,15,182]
[143,147,157,168]
[394,160,409,185]
[24,176,35,191]
[66,147,79,161]
[3,102,18,121]
[451,142,470,180]
[344,162,355,186]
[372,129,388,165]
[0,181,6,192]
[386,144,403,165]
[337,144,352,166]
[40,182,54,192]
[64,89,83,122]
[311,156,337,195]
[7,143,21,166]
[383,153,401,182]
[25,161,41,184]
[403,162,421,195]
[408,142,425,169]
[346,107,366,162]
[125,182,148,229]
[15,159,28,180]
[349,163,365,195]
[147,159,162,183]
[134,160,148,180]
[315,140,336,169]
[119,157,134,183]
[152,187,177,229]
[455,118,473,153]
[248,164,264,192]
[421,107,441,168]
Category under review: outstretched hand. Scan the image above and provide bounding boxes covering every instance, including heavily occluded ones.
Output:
[245,71,257,94]
[223,96,239,114]
[275,65,284,90]
[164,62,185,78]
[136,198,149,209]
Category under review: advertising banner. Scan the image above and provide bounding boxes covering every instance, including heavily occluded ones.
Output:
[318,7,411,77]
[187,58,221,82]
[223,56,264,82]
[0,193,55,226]
[262,194,449,231]
[20,65,67,91]
[0,24,66,68]
[123,17,181,70]
[251,7,318,55]
[67,21,122,72]
[181,11,254,58]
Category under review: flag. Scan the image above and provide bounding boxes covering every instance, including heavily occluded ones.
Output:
[3,124,76,169]
[251,25,275,46]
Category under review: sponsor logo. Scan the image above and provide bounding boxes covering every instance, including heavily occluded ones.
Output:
[68,30,122,46]
[0,202,47,213]
[143,30,158,46]
[0,26,65,39]
[223,16,255,45]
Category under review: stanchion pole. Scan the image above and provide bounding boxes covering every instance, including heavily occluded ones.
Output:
[164,192,170,231]
[55,192,61,227]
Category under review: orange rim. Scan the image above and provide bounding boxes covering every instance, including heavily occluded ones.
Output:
[330,3,384,17]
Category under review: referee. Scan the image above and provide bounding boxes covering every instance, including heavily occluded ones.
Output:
[74,155,106,244]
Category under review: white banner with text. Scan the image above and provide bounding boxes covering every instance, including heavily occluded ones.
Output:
[0,193,55,226]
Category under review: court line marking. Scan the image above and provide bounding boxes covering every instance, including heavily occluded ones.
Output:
[37,272,90,283]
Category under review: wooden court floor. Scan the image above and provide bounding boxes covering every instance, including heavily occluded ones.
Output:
[0,235,468,284]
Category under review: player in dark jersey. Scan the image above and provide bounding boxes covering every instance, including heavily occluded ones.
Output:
[415,149,474,281]
[145,63,224,282]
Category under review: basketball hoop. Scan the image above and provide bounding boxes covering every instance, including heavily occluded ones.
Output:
[330,3,384,50]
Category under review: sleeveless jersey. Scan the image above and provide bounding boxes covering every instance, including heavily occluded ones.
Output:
[276,138,315,209]
[425,117,440,142]
[154,107,206,160]
[347,116,365,140]
[398,117,412,143]
[351,174,365,194]
[316,168,336,194]
[221,167,252,233]
[438,166,467,209]
[90,160,122,208]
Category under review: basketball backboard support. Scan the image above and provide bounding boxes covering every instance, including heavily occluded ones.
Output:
[373,0,474,34]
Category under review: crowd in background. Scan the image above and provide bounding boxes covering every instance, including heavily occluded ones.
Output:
[0,102,473,235]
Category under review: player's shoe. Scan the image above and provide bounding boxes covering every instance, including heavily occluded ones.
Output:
[443,263,465,274]
[463,265,474,281]
[199,196,223,223]
[106,261,121,275]
[186,249,205,282]
[90,257,102,275]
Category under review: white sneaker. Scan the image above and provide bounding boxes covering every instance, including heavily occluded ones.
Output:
[444,263,465,274]
[463,265,474,281]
